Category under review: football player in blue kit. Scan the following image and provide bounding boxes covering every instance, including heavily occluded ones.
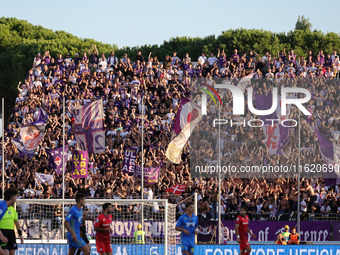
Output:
[175,202,198,255]
[64,192,90,255]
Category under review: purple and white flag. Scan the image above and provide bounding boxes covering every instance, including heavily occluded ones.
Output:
[71,150,89,178]
[122,147,137,175]
[72,100,105,154]
[134,166,159,184]
[48,146,68,175]
[237,72,255,92]
[255,94,290,155]
[35,173,54,186]
[36,107,49,122]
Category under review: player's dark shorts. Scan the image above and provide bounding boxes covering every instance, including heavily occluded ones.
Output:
[0,229,17,250]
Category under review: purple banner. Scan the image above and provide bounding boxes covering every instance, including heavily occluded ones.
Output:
[197,221,330,243]
[197,220,217,243]
[134,166,159,184]
[71,151,89,178]
[333,222,340,241]
[122,147,137,175]
[48,146,68,175]
[85,220,171,238]
[72,100,105,154]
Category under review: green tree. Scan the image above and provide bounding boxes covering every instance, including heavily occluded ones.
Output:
[295,15,312,32]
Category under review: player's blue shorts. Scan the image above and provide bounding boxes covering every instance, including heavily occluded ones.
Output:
[181,238,195,254]
[67,233,86,249]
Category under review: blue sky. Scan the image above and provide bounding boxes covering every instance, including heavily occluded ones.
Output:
[1,0,339,48]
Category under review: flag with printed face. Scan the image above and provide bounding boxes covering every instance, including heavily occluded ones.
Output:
[48,146,68,175]
[72,100,105,154]
[13,120,46,155]
[165,184,187,195]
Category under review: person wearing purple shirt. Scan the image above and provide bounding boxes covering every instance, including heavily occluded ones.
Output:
[44,51,51,65]
[56,53,64,65]
[215,48,224,65]
[232,49,240,63]
[318,50,325,65]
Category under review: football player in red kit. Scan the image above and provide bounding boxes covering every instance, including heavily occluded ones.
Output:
[235,206,256,255]
[94,203,114,255]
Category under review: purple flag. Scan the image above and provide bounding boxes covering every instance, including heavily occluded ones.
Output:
[71,151,89,178]
[48,146,68,175]
[255,94,290,155]
[315,123,340,180]
[36,107,48,122]
[315,123,340,164]
[134,166,159,184]
[72,100,105,154]
[122,147,137,175]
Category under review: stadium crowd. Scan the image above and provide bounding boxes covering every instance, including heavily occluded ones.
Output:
[1,45,340,221]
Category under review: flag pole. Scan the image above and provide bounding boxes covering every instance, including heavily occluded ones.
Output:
[218,102,222,244]
[297,109,301,233]
[62,97,65,238]
[62,97,65,200]
[141,95,144,230]
[2,98,4,199]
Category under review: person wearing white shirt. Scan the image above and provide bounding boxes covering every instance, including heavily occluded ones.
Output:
[300,198,308,220]
[320,200,332,217]
[198,53,207,65]
[207,53,218,66]
[166,109,175,120]
[98,53,108,69]
[144,186,153,200]
[331,51,338,62]
[334,56,340,79]
[33,78,42,88]
[325,67,334,79]
[107,127,117,137]
[120,128,130,138]
[275,68,285,81]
